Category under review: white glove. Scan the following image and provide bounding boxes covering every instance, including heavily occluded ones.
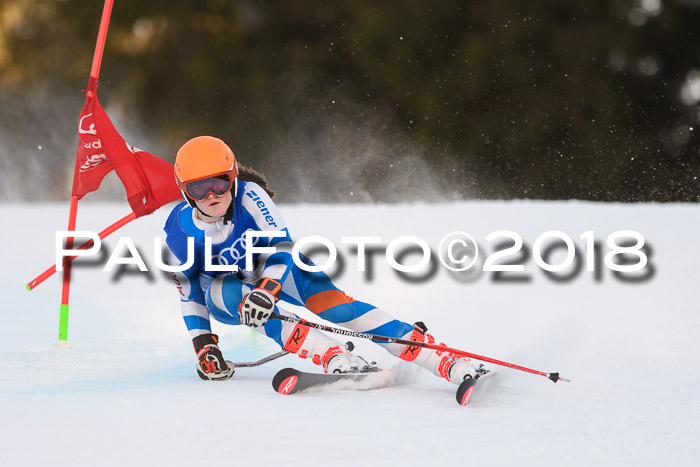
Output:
[238,278,281,328]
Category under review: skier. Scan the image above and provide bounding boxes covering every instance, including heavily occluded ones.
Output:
[165,135,479,384]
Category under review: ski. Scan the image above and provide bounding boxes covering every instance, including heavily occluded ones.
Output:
[273,365,495,405]
[272,367,387,395]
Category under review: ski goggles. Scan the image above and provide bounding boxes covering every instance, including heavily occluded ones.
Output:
[181,173,236,200]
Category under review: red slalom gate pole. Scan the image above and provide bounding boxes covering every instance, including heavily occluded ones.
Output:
[26,211,137,292]
[270,312,570,383]
[55,0,115,345]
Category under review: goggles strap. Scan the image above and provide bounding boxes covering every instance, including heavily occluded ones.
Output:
[222,177,237,224]
[223,200,234,225]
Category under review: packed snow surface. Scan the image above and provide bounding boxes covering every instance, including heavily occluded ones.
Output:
[1,200,698,466]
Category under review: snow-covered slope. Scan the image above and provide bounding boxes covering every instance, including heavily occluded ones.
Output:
[1,200,698,466]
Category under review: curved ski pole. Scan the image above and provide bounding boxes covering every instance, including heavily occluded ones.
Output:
[231,350,290,368]
[269,312,569,383]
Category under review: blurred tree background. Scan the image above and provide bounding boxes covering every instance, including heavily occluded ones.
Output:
[0,0,699,203]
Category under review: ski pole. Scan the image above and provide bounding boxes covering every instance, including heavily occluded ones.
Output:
[269,312,569,383]
[231,350,290,368]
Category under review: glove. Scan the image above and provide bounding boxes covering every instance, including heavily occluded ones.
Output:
[238,277,282,328]
[192,333,235,381]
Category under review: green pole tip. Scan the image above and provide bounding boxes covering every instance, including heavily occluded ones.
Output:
[26,284,31,291]
[59,304,69,341]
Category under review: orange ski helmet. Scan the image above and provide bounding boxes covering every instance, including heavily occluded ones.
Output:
[174,136,239,209]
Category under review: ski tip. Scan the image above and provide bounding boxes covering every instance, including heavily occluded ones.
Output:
[277,375,298,395]
[455,378,477,406]
[272,368,301,395]
[459,385,475,406]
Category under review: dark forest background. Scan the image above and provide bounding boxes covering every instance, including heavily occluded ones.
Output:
[1,0,699,203]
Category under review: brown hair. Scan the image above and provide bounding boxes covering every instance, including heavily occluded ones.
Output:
[238,163,276,199]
